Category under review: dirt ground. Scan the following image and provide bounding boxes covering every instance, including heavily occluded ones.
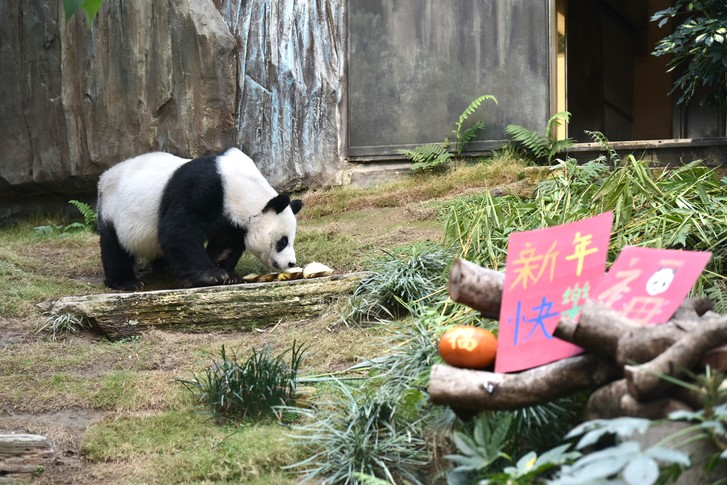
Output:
[0,202,444,484]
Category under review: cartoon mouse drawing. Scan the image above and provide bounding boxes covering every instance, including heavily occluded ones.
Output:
[645,267,677,296]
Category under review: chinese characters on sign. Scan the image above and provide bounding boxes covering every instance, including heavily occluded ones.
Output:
[496,212,614,373]
[592,246,711,325]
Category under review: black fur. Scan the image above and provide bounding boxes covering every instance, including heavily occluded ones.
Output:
[99,155,246,289]
[98,218,142,291]
[157,155,246,287]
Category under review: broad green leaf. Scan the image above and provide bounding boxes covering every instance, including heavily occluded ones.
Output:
[623,455,659,485]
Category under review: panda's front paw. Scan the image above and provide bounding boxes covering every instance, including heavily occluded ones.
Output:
[105,278,144,292]
[224,273,243,285]
[185,267,236,287]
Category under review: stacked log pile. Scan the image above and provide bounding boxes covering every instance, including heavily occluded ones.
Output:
[429,259,727,419]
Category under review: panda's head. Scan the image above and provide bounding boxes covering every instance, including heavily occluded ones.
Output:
[245,193,303,271]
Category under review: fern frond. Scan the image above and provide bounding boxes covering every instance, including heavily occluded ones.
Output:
[545,111,571,136]
[399,142,452,172]
[453,95,497,153]
[505,124,549,160]
[456,121,485,154]
[585,130,620,165]
[68,200,97,231]
[548,138,575,161]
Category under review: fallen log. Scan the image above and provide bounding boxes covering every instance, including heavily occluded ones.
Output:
[429,354,621,411]
[584,379,692,420]
[447,258,504,319]
[625,316,727,401]
[48,272,366,341]
[0,434,55,478]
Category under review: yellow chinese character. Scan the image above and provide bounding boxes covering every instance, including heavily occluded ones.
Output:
[509,241,559,290]
[565,232,598,277]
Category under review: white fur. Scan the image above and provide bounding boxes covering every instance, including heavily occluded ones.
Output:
[210,148,298,269]
[98,152,189,261]
[98,148,298,270]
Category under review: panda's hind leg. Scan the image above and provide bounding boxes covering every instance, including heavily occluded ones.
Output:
[99,221,143,291]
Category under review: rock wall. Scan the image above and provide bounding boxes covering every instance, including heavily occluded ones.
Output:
[0,0,345,222]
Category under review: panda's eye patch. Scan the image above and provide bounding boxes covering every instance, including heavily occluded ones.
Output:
[275,236,289,253]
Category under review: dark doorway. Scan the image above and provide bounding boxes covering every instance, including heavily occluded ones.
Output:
[562,0,725,141]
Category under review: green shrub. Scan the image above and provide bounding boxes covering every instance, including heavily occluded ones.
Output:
[652,0,727,111]
[179,342,305,421]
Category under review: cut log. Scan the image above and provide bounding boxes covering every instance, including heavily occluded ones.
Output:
[447,258,504,319]
[703,344,727,373]
[429,354,621,411]
[671,297,713,320]
[554,300,641,358]
[615,322,688,367]
[48,273,366,341]
[584,379,692,420]
[625,316,727,401]
[0,434,55,478]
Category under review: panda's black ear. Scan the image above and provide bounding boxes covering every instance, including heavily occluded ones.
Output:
[263,194,291,214]
[290,199,303,215]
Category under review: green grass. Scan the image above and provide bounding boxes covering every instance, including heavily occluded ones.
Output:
[82,409,304,484]
[0,371,185,413]
[301,153,533,219]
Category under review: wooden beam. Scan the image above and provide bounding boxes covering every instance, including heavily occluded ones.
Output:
[49,273,366,340]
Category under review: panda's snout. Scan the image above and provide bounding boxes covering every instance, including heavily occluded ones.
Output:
[272,260,296,270]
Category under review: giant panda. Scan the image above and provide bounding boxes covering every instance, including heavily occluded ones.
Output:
[96,147,303,290]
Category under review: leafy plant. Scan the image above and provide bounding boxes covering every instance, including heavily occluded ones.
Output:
[285,382,429,484]
[551,418,691,485]
[344,243,453,323]
[69,199,98,232]
[453,94,499,154]
[33,200,98,237]
[400,94,498,172]
[652,0,727,111]
[178,342,305,421]
[445,413,513,483]
[399,141,454,173]
[36,313,92,340]
[505,111,574,165]
[445,401,584,484]
[584,130,621,166]
[481,444,580,485]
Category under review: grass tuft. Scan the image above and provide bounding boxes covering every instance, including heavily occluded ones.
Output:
[36,313,92,340]
[344,243,453,324]
[179,341,305,421]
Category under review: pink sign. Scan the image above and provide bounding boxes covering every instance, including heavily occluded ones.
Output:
[496,212,614,373]
[592,246,711,325]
